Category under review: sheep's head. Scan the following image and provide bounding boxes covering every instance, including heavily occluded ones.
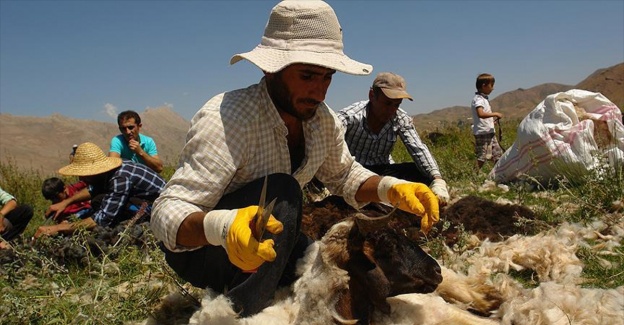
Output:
[354,212,442,289]
[356,227,443,295]
[322,211,443,324]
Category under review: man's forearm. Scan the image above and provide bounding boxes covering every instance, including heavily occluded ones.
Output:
[140,153,164,173]
[176,211,209,247]
[68,188,91,205]
[354,175,382,203]
[0,199,17,216]
[72,217,97,231]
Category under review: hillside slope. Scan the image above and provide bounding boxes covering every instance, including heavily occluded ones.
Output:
[1,63,621,174]
[413,62,623,131]
[0,107,189,176]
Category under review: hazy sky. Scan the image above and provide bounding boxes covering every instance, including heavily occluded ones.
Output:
[1,0,622,122]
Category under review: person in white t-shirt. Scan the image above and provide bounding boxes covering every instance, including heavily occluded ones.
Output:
[470,73,503,171]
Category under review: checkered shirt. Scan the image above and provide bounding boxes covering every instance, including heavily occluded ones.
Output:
[91,161,165,227]
[151,78,375,251]
[337,100,441,178]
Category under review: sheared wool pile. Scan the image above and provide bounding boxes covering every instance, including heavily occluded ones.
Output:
[439,213,624,325]
[140,208,623,325]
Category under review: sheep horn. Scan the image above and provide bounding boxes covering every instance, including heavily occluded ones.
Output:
[354,205,399,235]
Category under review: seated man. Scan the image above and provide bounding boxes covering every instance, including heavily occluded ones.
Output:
[41,177,92,222]
[151,0,440,318]
[36,142,165,238]
[338,72,450,205]
[109,110,164,173]
[0,186,34,249]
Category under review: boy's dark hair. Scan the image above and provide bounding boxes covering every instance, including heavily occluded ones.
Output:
[117,110,141,126]
[42,177,65,201]
[476,73,495,91]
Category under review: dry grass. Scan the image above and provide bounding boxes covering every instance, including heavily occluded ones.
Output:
[1,122,622,324]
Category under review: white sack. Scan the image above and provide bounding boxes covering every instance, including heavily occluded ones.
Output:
[489,89,624,184]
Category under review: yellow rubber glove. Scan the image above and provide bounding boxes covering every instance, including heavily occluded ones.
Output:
[225,206,284,271]
[379,177,440,234]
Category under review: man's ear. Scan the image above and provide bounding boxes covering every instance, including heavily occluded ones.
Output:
[368,87,375,101]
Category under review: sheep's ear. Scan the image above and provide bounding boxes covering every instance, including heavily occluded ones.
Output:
[349,259,392,315]
[346,227,392,315]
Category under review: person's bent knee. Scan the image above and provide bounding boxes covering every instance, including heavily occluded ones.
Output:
[267,173,302,200]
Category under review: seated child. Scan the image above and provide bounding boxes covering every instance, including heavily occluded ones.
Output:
[41,177,92,222]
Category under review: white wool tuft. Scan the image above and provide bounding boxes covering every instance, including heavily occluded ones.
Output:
[497,282,624,325]
[377,294,500,325]
[439,213,624,325]
[444,233,583,283]
[188,290,240,325]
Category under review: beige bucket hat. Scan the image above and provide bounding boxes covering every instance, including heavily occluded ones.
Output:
[373,72,413,101]
[58,142,122,176]
[230,0,372,76]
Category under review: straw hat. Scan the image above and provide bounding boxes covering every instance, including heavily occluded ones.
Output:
[230,0,372,76]
[58,142,122,176]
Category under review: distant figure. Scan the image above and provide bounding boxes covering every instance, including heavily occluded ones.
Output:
[338,72,449,205]
[69,144,78,163]
[41,177,92,222]
[35,142,165,238]
[470,73,503,171]
[109,110,163,173]
[0,186,34,249]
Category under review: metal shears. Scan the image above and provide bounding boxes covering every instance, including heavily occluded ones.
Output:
[251,176,277,241]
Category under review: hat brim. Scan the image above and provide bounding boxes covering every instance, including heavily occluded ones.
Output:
[230,47,373,76]
[381,88,414,101]
[58,157,122,176]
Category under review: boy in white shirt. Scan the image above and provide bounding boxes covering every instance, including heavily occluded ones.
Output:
[471,73,503,171]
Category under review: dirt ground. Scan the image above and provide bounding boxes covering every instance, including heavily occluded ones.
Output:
[302,195,538,247]
[435,195,538,247]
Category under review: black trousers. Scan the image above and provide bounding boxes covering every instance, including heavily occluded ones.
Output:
[364,162,433,184]
[1,204,34,241]
[161,173,310,317]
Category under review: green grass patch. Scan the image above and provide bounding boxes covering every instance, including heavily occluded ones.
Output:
[1,118,622,323]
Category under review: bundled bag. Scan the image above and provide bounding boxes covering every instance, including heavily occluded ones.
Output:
[489,89,624,184]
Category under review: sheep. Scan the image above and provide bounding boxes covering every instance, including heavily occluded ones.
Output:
[292,213,443,324]
[185,204,501,325]
[187,235,499,325]
[143,196,623,325]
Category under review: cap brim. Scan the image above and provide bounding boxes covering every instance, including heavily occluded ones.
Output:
[381,88,413,101]
[230,47,373,76]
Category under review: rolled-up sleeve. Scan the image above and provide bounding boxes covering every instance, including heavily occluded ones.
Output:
[396,112,441,179]
[315,109,376,208]
[151,94,237,251]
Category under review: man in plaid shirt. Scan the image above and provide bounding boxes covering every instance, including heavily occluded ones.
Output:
[338,72,450,205]
[151,0,440,317]
[37,142,165,238]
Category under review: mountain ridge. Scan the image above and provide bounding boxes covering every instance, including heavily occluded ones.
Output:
[1,62,622,175]
[412,62,623,131]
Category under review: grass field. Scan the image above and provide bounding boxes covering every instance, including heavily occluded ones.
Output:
[1,119,622,324]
